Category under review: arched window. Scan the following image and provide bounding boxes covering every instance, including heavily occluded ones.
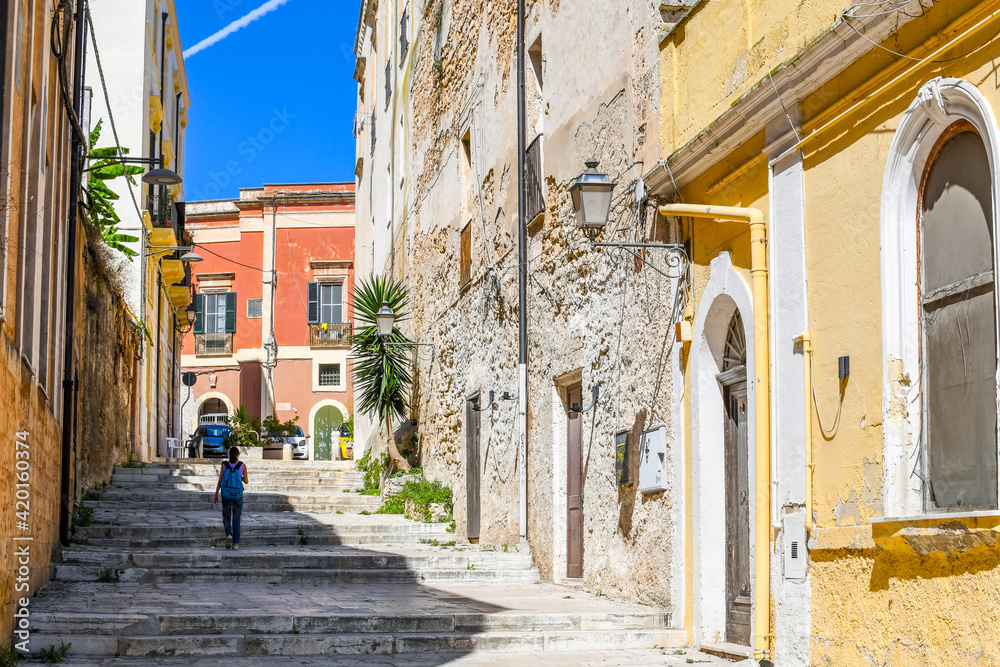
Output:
[919,123,998,509]
[723,311,746,371]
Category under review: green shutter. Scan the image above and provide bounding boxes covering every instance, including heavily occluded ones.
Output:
[225,292,237,333]
[307,282,319,324]
[193,293,204,334]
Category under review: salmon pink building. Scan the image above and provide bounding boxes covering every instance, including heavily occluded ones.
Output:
[180,183,356,459]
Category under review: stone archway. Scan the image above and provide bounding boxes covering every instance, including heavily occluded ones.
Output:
[690,251,757,645]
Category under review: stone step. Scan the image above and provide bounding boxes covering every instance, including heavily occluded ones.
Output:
[112,468,364,479]
[50,565,541,585]
[103,480,368,500]
[117,462,358,474]
[72,521,454,548]
[32,611,670,636]
[56,549,534,571]
[74,531,453,548]
[83,499,382,513]
[25,628,683,658]
[92,490,377,503]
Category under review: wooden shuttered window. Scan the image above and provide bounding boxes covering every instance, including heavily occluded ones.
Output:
[460,222,471,287]
[225,292,237,333]
[307,282,319,324]
[193,293,204,334]
[921,126,998,510]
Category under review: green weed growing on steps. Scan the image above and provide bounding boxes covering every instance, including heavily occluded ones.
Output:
[376,478,453,523]
[35,641,71,663]
[355,450,389,495]
[97,568,120,583]
[72,505,95,529]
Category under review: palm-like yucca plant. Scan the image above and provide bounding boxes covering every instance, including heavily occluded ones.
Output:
[351,275,414,472]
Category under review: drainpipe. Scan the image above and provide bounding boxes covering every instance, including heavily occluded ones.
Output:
[516,0,528,543]
[59,0,88,548]
[659,203,771,663]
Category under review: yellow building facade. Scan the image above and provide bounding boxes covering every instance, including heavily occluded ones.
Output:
[653,0,1000,664]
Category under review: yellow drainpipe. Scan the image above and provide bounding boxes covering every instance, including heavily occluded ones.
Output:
[659,203,772,662]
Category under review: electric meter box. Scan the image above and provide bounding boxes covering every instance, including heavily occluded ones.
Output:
[638,425,668,494]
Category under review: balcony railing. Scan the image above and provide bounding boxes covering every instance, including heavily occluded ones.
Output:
[310,323,353,349]
[195,332,233,356]
[525,135,544,224]
[148,192,174,229]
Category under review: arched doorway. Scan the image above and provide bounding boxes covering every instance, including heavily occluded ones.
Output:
[690,252,756,646]
[719,311,750,646]
[199,398,228,418]
[314,404,345,461]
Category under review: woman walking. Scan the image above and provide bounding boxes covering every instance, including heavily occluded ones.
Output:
[213,446,249,549]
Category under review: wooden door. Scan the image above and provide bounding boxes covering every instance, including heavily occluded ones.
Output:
[567,384,584,578]
[466,396,481,541]
[724,381,751,646]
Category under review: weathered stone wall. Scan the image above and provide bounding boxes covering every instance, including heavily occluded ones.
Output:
[401,0,682,609]
[78,237,141,495]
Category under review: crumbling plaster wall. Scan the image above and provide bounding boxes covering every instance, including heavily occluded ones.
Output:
[404,0,682,607]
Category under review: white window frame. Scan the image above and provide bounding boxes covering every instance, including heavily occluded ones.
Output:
[204,293,227,335]
[318,363,341,388]
[319,282,343,325]
[880,77,1000,517]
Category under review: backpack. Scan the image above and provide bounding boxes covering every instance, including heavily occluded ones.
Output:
[220,462,244,501]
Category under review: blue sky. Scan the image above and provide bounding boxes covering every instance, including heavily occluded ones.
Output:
[174,0,361,201]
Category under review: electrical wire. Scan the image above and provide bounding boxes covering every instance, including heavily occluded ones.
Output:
[197,244,265,272]
[809,349,845,438]
[51,0,88,146]
[769,71,802,142]
[841,8,1000,63]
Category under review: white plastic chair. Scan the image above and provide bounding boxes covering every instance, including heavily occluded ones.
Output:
[165,437,183,458]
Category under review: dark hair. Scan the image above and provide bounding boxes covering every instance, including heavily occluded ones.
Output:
[228,446,239,463]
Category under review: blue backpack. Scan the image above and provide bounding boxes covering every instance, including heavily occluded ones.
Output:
[221,462,244,501]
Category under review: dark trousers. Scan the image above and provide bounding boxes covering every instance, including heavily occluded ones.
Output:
[222,497,243,543]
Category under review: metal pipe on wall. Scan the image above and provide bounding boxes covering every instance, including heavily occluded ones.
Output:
[516,0,528,543]
[60,0,88,547]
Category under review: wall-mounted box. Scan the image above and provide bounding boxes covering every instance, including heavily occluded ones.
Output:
[615,430,629,486]
[783,511,807,580]
[638,425,668,494]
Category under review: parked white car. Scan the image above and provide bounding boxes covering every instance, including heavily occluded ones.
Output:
[263,426,309,460]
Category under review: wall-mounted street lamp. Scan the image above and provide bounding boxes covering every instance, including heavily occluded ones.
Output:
[145,246,203,263]
[86,154,183,186]
[376,302,435,360]
[570,160,689,280]
[569,158,617,240]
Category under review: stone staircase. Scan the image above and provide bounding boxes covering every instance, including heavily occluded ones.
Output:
[24,460,700,664]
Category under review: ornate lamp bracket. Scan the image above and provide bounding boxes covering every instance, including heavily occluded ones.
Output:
[591,241,689,280]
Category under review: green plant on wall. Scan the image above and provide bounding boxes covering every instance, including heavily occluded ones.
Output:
[351,275,414,472]
[86,120,142,259]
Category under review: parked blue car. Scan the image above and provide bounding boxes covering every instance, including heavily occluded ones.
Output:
[189,424,231,458]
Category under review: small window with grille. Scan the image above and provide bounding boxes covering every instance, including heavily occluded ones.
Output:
[247,298,263,319]
[318,363,341,388]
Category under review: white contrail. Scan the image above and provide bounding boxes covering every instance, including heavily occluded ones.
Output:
[184,0,294,58]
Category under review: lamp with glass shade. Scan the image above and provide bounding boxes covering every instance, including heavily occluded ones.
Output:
[569,158,616,239]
